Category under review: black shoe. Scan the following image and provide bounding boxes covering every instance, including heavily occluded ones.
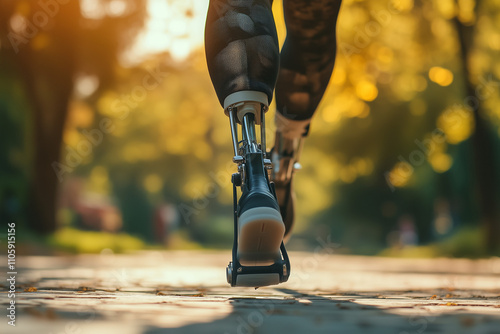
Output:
[237,152,285,266]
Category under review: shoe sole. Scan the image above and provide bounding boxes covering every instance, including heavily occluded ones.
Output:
[237,207,285,266]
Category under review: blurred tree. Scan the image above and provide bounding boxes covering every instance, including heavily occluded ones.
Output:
[0,0,498,254]
[294,0,500,253]
[453,0,500,252]
[0,0,146,233]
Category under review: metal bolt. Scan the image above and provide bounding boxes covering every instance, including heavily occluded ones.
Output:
[264,158,273,170]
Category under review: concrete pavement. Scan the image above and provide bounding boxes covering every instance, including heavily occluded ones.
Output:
[1,250,500,333]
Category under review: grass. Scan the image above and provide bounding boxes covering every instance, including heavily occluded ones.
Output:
[165,230,206,250]
[379,227,499,258]
[47,227,145,253]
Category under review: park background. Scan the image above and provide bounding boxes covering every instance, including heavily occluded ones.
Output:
[1,0,499,257]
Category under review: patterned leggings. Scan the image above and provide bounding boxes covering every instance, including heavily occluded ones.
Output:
[205,0,342,121]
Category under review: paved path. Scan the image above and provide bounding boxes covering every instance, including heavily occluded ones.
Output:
[1,250,500,334]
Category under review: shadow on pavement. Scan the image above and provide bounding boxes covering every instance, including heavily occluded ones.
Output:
[141,287,465,334]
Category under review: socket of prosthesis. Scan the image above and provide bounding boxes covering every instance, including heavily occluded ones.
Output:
[223,91,269,124]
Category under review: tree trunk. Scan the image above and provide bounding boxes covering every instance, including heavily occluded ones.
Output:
[454,2,500,253]
[27,83,72,234]
[13,1,80,234]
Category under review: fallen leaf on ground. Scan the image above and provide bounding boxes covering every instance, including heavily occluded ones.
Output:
[460,316,475,327]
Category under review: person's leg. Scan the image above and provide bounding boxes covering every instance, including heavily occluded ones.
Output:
[276,0,342,122]
[273,0,342,238]
[205,1,287,280]
[205,0,279,108]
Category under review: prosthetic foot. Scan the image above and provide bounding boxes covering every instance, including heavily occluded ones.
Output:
[271,112,308,241]
[224,91,291,288]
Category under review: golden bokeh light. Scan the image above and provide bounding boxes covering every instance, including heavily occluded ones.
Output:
[437,106,475,144]
[322,104,342,123]
[354,158,374,176]
[143,174,163,194]
[356,80,379,101]
[429,152,453,173]
[332,67,347,86]
[377,47,394,64]
[387,162,413,188]
[390,0,414,13]
[429,67,454,86]
[457,0,476,25]
[434,0,457,20]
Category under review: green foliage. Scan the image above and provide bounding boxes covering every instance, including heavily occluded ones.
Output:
[47,227,145,254]
[380,226,499,258]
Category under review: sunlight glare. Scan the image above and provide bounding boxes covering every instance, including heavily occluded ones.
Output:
[126,0,209,64]
[75,74,100,98]
[108,0,127,16]
[80,0,105,20]
[10,14,27,34]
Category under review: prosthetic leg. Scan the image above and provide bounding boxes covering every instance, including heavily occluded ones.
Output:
[224,91,291,287]
[270,112,308,241]
[205,0,342,287]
